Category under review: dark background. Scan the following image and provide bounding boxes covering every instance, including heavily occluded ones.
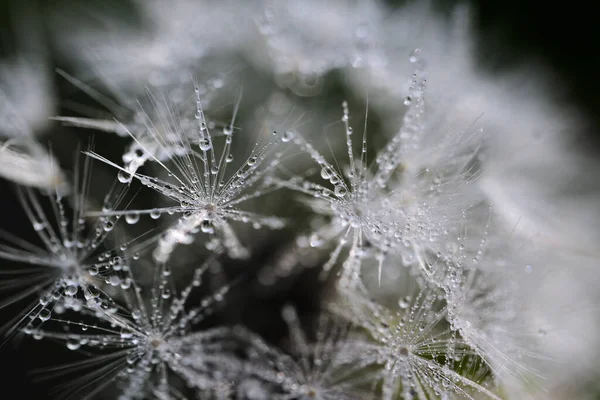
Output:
[0,0,599,398]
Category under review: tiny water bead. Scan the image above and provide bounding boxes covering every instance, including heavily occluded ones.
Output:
[398,296,411,309]
[409,48,421,63]
[150,209,161,219]
[39,295,51,306]
[199,138,212,151]
[334,185,347,197]
[65,285,78,296]
[200,220,214,234]
[223,125,233,136]
[125,213,140,224]
[67,338,81,350]
[118,170,133,184]
[38,308,51,321]
[103,220,115,232]
[281,131,295,142]
[320,167,332,179]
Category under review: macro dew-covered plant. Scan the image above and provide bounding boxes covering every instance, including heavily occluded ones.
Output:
[0,1,599,400]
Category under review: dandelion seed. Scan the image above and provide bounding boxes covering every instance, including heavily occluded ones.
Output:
[334,284,501,400]
[236,305,369,400]
[85,86,286,261]
[29,255,243,400]
[277,63,489,292]
[0,152,133,336]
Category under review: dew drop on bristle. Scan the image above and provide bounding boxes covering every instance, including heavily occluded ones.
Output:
[38,309,51,321]
[103,221,115,232]
[65,285,78,296]
[282,131,294,142]
[125,213,140,225]
[334,185,347,197]
[67,338,81,350]
[201,220,214,234]
[150,209,161,219]
[321,167,332,179]
[118,170,133,183]
[199,138,212,151]
[409,48,421,63]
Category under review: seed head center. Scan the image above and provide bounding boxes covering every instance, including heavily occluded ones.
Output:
[398,346,410,358]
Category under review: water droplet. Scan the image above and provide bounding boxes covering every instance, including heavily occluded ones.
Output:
[67,338,81,350]
[282,131,295,142]
[65,285,78,296]
[107,275,120,286]
[150,209,161,219]
[118,170,133,184]
[38,309,51,321]
[398,296,411,309]
[120,279,131,289]
[125,213,140,225]
[87,285,101,299]
[334,185,347,197]
[121,332,133,339]
[201,220,214,234]
[199,138,212,151]
[320,167,332,179]
[103,221,115,232]
[226,154,234,163]
[309,234,323,248]
[404,96,412,105]
[409,48,421,63]
[39,295,51,306]
[247,156,258,166]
